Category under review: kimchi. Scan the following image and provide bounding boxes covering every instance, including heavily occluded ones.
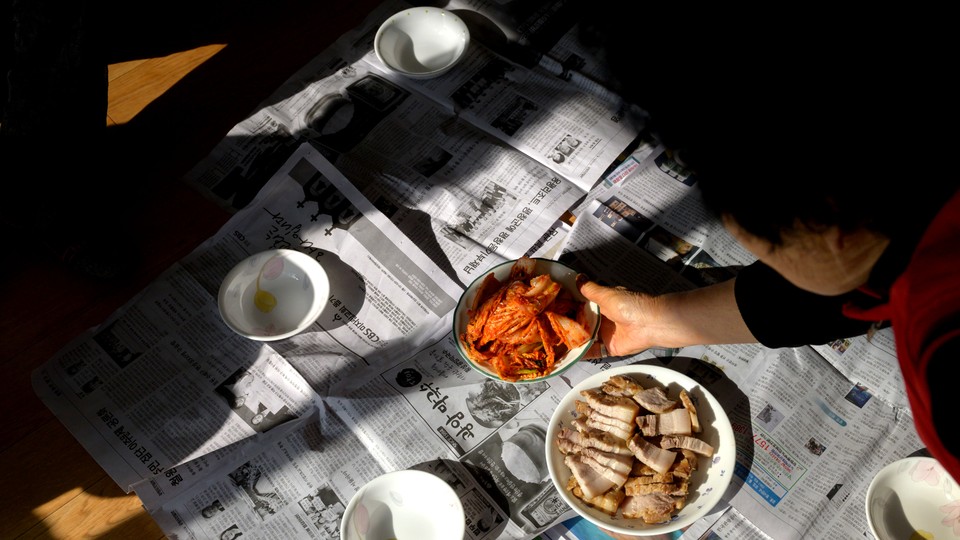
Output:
[459,257,592,381]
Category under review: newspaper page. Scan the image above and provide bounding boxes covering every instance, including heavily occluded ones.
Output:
[32,143,463,499]
[552,149,927,539]
[183,0,642,288]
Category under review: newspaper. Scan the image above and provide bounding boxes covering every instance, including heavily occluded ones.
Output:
[32,1,926,539]
[183,0,641,288]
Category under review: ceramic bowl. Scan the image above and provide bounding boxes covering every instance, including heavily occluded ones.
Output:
[453,257,600,384]
[374,7,470,79]
[545,364,736,536]
[340,469,464,540]
[217,249,328,341]
[865,456,960,540]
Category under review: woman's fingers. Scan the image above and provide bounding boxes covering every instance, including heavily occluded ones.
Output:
[577,275,655,357]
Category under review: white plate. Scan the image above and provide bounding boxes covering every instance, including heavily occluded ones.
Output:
[453,257,600,384]
[865,456,960,540]
[374,7,470,79]
[217,249,328,341]
[545,364,736,536]
[340,469,464,540]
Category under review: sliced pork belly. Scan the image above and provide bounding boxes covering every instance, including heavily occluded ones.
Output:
[632,386,677,413]
[581,453,629,488]
[621,493,677,524]
[659,435,715,457]
[572,414,631,441]
[557,426,632,455]
[580,388,640,423]
[566,477,625,516]
[628,435,678,474]
[581,447,635,476]
[565,454,616,499]
[625,471,675,484]
[624,479,689,497]
[556,435,582,455]
[575,414,634,441]
[678,389,701,433]
[601,375,644,396]
[636,408,693,437]
[575,400,635,434]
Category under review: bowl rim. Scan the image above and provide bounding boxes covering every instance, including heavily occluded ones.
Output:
[373,7,470,79]
[217,248,328,341]
[865,455,959,539]
[545,363,736,535]
[339,469,465,540]
[453,257,600,384]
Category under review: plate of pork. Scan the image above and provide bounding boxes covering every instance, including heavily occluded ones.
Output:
[546,364,735,535]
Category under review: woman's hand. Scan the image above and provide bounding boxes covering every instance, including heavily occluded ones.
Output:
[576,276,663,358]
[576,275,756,359]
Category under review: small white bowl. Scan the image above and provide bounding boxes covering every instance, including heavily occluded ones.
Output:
[866,456,960,540]
[217,249,328,341]
[453,257,600,384]
[340,469,464,540]
[374,7,470,79]
[546,364,736,536]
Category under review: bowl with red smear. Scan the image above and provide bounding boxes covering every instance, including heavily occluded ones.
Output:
[453,257,600,384]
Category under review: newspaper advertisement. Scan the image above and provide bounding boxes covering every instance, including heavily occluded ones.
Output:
[555,144,926,539]
[184,0,642,288]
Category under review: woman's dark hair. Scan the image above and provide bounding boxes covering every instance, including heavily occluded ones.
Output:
[579,3,957,245]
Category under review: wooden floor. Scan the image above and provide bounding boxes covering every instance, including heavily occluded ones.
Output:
[0,2,381,538]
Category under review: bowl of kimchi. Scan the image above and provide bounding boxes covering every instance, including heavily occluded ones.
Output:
[454,257,600,383]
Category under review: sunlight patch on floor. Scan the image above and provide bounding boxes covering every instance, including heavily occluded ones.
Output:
[107,43,226,126]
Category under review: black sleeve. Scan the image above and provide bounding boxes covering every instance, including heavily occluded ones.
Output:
[734,261,874,348]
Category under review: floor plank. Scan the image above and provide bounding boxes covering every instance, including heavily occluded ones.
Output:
[107,45,226,125]
[0,420,112,538]
[19,475,164,540]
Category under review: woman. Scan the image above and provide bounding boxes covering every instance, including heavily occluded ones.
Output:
[578,2,959,483]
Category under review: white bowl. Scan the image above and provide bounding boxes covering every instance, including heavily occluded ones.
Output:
[866,456,960,540]
[374,7,470,79]
[545,364,736,536]
[453,257,600,384]
[340,469,464,540]
[217,249,328,341]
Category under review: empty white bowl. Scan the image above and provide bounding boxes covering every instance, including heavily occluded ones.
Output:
[374,7,470,79]
[340,469,464,540]
[217,249,328,341]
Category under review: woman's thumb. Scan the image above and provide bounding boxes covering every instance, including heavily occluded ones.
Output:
[576,274,602,301]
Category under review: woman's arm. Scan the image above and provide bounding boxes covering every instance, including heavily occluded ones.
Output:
[577,276,756,358]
